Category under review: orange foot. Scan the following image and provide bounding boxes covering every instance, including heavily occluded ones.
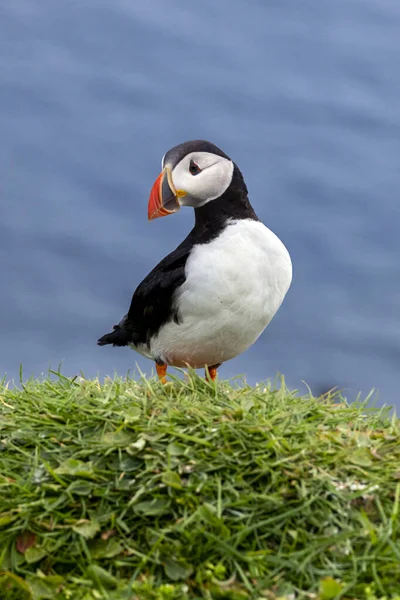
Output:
[156,362,167,384]
[205,363,221,382]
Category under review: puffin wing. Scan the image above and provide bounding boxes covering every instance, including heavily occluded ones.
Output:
[97,243,190,348]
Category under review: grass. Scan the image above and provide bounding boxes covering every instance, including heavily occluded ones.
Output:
[0,371,399,600]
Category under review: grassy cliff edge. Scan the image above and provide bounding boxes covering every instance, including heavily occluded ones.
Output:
[0,373,399,600]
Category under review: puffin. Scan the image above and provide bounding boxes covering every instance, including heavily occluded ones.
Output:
[98,140,292,383]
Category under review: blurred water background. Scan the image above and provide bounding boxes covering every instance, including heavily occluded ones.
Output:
[1,0,399,405]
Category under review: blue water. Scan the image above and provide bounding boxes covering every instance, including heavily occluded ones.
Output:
[1,0,400,405]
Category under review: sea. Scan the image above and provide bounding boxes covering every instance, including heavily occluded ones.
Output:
[1,0,399,406]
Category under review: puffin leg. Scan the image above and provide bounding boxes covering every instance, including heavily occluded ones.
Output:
[155,361,168,384]
[205,363,221,382]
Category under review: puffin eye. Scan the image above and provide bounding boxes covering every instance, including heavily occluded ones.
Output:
[189,160,201,175]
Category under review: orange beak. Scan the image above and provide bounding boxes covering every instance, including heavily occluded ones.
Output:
[148,168,181,221]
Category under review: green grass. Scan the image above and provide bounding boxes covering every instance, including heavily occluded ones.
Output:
[0,372,399,600]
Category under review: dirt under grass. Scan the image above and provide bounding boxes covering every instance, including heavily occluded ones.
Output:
[0,372,399,600]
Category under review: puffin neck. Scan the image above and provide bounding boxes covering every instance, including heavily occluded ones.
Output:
[192,164,259,243]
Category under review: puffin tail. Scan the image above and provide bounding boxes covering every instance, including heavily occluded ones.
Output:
[97,322,131,347]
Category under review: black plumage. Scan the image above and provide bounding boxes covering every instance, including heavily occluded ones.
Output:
[97,242,189,349]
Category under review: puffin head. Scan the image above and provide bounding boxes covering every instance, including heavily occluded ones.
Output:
[148,140,235,220]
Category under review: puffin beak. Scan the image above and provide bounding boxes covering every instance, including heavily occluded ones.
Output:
[148,168,182,220]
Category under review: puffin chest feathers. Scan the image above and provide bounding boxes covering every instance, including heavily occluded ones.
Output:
[148,219,292,368]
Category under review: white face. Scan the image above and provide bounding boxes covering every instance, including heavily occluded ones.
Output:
[166,151,234,208]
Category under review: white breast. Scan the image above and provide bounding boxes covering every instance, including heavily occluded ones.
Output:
[148,219,292,368]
